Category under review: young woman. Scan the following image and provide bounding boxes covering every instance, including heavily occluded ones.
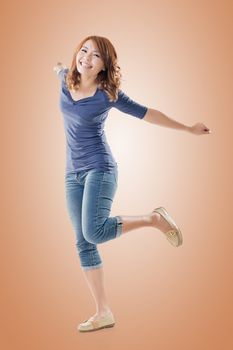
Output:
[53,35,211,332]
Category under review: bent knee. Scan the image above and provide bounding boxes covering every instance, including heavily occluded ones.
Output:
[84,234,101,245]
[83,228,102,245]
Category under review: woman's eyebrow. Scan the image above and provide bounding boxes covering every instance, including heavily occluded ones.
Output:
[82,45,100,53]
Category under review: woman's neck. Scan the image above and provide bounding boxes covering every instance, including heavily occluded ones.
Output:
[79,76,98,91]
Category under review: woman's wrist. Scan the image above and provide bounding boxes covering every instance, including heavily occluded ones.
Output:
[184,125,192,133]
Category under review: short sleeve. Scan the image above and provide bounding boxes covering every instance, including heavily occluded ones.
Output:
[111,89,148,119]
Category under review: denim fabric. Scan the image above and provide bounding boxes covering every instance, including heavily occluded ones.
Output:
[65,167,123,270]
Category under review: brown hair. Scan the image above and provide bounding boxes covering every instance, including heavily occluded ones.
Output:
[65,35,122,102]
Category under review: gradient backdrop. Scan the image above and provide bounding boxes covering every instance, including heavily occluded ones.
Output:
[1,0,233,349]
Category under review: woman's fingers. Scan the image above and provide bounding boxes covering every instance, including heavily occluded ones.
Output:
[202,124,211,133]
[53,62,66,73]
[191,123,211,135]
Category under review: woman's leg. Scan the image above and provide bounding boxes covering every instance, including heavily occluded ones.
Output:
[65,171,112,323]
[81,167,174,244]
[81,168,122,244]
[80,213,171,322]
[79,168,173,324]
[65,172,104,270]
[120,211,174,234]
[82,266,111,316]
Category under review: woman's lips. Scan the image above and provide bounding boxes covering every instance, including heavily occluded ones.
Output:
[80,61,92,68]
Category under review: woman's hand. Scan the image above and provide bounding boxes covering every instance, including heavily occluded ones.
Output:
[188,122,211,135]
[53,62,67,73]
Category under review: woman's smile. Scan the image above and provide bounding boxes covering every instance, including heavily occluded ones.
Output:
[80,61,92,68]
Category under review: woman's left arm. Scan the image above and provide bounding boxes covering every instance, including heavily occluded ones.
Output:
[143,108,211,135]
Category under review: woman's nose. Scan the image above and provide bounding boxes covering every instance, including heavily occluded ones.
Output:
[83,54,92,62]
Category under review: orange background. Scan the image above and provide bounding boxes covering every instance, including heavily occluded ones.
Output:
[1,0,233,349]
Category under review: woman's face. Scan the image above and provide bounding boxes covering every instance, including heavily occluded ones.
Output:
[76,39,105,78]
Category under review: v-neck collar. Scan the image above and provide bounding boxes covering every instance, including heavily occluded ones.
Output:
[62,68,99,104]
[66,86,99,104]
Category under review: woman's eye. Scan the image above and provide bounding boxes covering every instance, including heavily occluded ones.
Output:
[80,49,100,57]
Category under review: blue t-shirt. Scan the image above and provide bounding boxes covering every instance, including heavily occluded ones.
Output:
[58,68,148,174]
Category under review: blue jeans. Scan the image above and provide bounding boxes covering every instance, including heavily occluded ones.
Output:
[65,167,123,270]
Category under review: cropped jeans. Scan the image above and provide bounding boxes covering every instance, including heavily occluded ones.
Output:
[65,167,123,270]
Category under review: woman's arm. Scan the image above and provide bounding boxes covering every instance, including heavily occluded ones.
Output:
[53,62,67,75]
[143,108,211,135]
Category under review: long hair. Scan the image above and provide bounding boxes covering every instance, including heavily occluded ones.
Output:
[65,35,122,102]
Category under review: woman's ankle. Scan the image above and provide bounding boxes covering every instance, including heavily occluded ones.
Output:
[97,305,112,316]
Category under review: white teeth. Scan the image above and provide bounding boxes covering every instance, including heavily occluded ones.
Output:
[80,62,92,68]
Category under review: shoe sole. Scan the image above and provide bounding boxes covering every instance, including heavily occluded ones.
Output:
[153,206,183,247]
[78,323,115,332]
